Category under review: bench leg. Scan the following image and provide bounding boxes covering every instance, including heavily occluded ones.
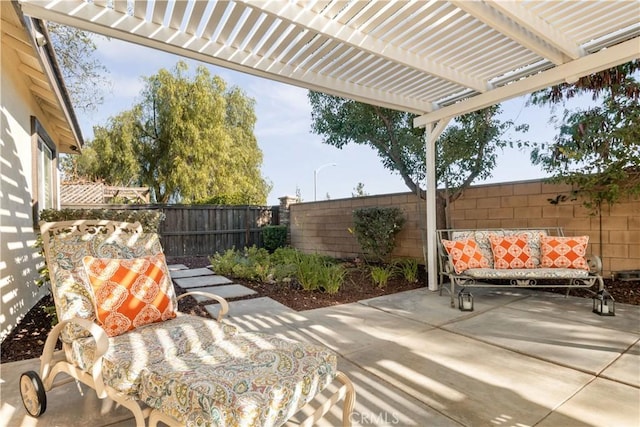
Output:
[450,281,455,308]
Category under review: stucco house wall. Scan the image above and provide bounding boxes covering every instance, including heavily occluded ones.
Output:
[1,46,46,341]
[1,2,82,341]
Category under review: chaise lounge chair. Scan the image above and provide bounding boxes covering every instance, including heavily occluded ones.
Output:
[19,220,355,426]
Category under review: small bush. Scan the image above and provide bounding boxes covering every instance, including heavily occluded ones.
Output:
[211,246,346,293]
[394,258,419,283]
[352,207,405,262]
[271,247,299,265]
[321,263,347,294]
[293,253,346,293]
[262,225,288,252]
[295,253,324,291]
[210,248,242,276]
[370,265,395,288]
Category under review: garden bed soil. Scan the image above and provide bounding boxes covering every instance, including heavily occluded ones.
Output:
[2,256,637,364]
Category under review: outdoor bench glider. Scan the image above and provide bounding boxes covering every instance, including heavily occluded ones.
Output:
[437,227,605,308]
[19,220,355,426]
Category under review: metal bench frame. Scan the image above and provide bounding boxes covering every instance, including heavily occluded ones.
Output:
[437,227,605,308]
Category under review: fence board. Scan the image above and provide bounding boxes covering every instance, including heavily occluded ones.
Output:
[63,204,280,257]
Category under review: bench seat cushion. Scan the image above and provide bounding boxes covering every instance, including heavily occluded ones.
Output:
[463,268,590,280]
[66,314,239,395]
[138,332,337,426]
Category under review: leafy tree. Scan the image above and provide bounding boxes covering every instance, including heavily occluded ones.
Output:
[308,92,527,203]
[63,109,141,185]
[309,92,423,195]
[47,23,110,113]
[437,106,529,202]
[66,61,270,204]
[352,182,369,197]
[529,60,640,212]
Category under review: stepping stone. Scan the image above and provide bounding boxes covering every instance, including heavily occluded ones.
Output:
[186,285,257,302]
[225,297,293,316]
[174,275,232,288]
[170,267,215,279]
[167,264,189,271]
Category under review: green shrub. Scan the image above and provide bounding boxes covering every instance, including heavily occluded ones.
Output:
[321,263,347,294]
[295,253,324,291]
[394,258,419,283]
[212,246,345,293]
[210,248,242,276]
[244,246,270,265]
[272,263,297,284]
[271,247,299,265]
[370,265,395,288]
[352,207,405,262]
[262,225,288,252]
[292,252,346,293]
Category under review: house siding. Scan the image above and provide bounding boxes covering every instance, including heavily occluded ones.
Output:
[1,34,56,341]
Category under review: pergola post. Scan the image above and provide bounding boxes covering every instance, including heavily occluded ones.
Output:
[424,119,451,291]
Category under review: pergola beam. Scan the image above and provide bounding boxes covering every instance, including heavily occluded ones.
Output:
[487,1,584,60]
[451,0,568,65]
[414,36,640,128]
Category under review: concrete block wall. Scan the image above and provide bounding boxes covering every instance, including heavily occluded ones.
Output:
[289,192,441,262]
[447,180,639,278]
[288,179,638,278]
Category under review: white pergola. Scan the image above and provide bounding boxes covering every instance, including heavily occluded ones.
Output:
[18,0,640,290]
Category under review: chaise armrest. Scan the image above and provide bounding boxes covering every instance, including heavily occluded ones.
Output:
[177,292,229,321]
[41,317,110,398]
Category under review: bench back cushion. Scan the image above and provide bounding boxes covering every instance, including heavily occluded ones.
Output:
[450,229,549,268]
[41,220,168,343]
[540,235,590,270]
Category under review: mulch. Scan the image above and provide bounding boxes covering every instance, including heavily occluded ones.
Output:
[1,256,637,364]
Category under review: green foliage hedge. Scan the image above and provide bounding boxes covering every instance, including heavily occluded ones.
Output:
[262,225,287,252]
[352,207,405,262]
[209,246,345,294]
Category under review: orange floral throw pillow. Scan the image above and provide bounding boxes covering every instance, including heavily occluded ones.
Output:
[489,234,536,269]
[540,235,590,270]
[82,254,177,337]
[441,239,490,274]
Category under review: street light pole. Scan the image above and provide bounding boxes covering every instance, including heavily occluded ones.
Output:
[314,163,337,201]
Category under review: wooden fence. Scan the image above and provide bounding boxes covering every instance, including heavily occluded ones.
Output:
[62,204,280,257]
[159,205,279,256]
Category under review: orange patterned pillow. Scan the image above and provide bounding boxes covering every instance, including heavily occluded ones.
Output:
[489,234,536,269]
[442,239,490,274]
[540,235,589,270]
[82,254,177,337]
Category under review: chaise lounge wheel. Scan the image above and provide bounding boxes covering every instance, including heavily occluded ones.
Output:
[20,371,47,417]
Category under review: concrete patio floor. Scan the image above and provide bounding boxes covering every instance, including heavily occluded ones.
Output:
[1,287,639,426]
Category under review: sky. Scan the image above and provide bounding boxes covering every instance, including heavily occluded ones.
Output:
[75,36,564,205]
